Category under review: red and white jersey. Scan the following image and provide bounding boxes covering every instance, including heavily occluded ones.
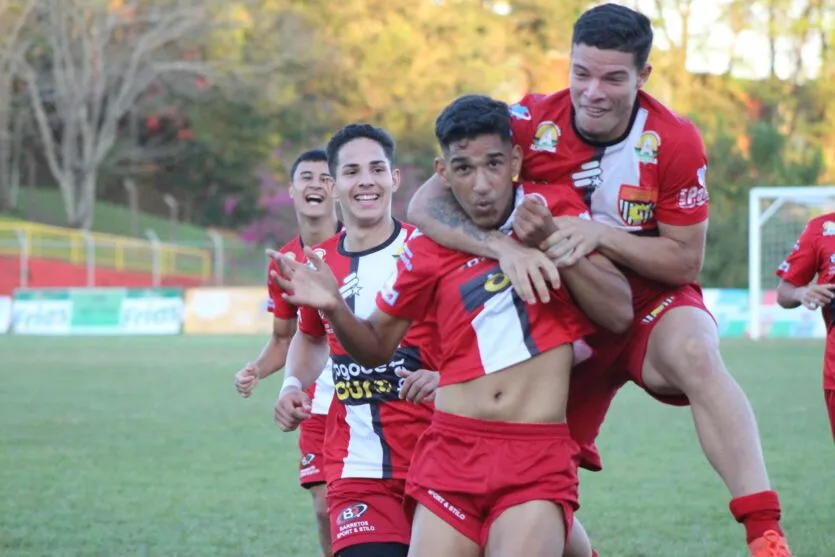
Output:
[776,213,835,389]
[509,90,709,310]
[267,234,335,415]
[297,220,436,483]
[376,183,595,386]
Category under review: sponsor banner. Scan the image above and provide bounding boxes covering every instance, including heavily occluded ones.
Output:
[183,287,273,334]
[703,288,826,339]
[0,296,11,333]
[12,288,183,335]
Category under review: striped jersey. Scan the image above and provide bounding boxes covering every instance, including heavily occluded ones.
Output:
[509,89,709,310]
[376,183,595,386]
[297,220,435,482]
[267,233,335,415]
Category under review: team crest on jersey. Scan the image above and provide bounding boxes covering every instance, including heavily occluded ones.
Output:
[283,252,297,261]
[618,185,657,226]
[530,121,560,153]
[509,103,532,121]
[635,131,661,164]
[336,503,369,525]
[313,248,327,259]
[824,221,835,236]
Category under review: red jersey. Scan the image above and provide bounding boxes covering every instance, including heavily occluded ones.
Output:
[267,233,336,415]
[297,220,436,483]
[509,89,709,310]
[776,213,835,389]
[375,183,595,386]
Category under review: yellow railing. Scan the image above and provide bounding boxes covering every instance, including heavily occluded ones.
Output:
[0,220,211,280]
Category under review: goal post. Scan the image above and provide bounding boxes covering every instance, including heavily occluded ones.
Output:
[748,185,835,340]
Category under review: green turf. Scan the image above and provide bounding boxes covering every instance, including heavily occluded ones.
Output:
[0,337,831,556]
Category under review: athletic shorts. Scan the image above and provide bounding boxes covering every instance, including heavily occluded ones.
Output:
[825,390,835,443]
[299,414,327,488]
[328,478,411,554]
[567,283,714,471]
[404,410,579,548]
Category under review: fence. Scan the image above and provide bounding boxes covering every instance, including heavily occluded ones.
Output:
[0,220,273,291]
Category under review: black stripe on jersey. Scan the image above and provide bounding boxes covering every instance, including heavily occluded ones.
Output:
[345,255,360,313]
[459,265,512,313]
[630,227,660,237]
[369,402,393,479]
[511,290,538,355]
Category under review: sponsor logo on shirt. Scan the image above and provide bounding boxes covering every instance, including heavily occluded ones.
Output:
[530,121,560,153]
[635,130,661,164]
[618,185,657,226]
[300,453,316,467]
[571,160,603,191]
[339,272,361,299]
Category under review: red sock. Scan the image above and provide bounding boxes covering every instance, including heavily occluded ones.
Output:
[729,490,784,543]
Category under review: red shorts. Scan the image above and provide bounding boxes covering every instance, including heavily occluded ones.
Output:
[327,478,411,554]
[825,390,835,443]
[405,410,579,549]
[298,414,327,488]
[567,283,713,471]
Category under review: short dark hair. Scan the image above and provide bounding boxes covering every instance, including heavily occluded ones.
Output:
[435,94,512,155]
[325,124,396,176]
[289,149,328,182]
[572,3,653,69]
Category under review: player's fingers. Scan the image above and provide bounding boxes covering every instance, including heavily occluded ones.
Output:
[527,264,551,304]
[813,286,835,300]
[539,257,560,290]
[544,234,580,261]
[394,368,413,379]
[399,374,423,401]
[303,247,325,270]
[270,269,294,292]
[508,265,536,304]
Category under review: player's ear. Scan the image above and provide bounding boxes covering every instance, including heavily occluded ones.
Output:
[510,144,522,182]
[637,63,652,88]
[391,168,401,193]
[434,157,450,187]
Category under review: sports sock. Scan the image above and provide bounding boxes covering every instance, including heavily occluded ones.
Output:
[729,490,784,543]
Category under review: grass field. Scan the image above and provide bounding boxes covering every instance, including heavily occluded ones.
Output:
[1,336,832,556]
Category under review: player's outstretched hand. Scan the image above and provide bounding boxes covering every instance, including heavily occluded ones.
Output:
[513,194,557,248]
[396,368,439,404]
[541,216,603,267]
[496,240,560,305]
[274,387,312,432]
[234,362,261,398]
[268,247,341,312]
[800,283,835,310]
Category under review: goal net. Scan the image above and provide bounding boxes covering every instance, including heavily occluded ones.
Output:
[748,186,835,339]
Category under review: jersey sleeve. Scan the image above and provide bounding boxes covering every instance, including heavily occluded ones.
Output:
[509,94,541,156]
[266,259,299,320]
[655,120,709,226]
[297,304,327,337]
[375,232,440,322]
[775,222,819,287]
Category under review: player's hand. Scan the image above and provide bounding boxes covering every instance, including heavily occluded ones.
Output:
[513,195,557,248]
[799,284,835,310]
[541,216,604,267]
[268,247,341,312]
[496,238,560,304]
[274,387,312,432]
[234,362,261,398]
[396,368,439,404]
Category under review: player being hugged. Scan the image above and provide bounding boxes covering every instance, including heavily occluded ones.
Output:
[272,124,439,557]
[274,95,629,557]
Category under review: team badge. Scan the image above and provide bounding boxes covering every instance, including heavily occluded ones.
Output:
[618,185,657,227]
[530,121,560,153]
[635,131,661,164]
[313,248,327,258]
[300,453,315,467]
[336,502,369,525]
[509,103,532,121]
[284,252,297,261]
[823,221,835,236]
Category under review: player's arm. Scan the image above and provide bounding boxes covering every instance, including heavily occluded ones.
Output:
[407,173,516,258]
[253,316,295,378]
[775,222,832,310]
[514,195,632,332]
[285,327,330,390]
[326,304,412,368]
[560,254,633,333]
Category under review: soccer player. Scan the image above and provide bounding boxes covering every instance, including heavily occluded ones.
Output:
[776,213,835,443]
[273,95,630,557]
[272,124,438,557]
[233,148,339,557]
[406,5,793,556]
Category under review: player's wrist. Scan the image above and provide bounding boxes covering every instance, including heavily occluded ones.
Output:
[279,375,303,397]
